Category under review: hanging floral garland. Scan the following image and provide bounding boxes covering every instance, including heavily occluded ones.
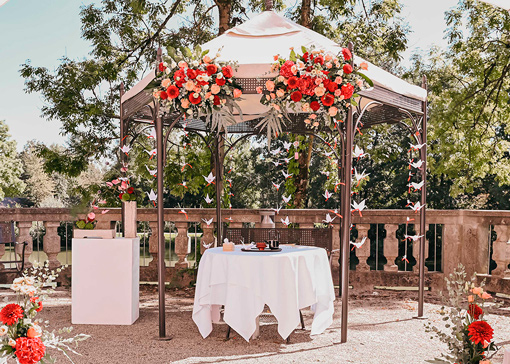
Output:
[257,46,373,140]
[149,46,243,132]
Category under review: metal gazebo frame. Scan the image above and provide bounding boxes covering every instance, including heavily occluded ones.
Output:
[119,41,428,343]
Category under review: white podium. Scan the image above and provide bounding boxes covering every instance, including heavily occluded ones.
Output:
[72,238,139,325]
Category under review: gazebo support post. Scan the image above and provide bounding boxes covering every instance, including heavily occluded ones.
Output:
[119,82,126,237]
[215,133,223,245]
[417,76,428,318]
[339,42,354,344]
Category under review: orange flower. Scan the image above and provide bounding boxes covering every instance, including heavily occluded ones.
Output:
[265,80,275,92]
[360,61,368,70]
[471,287,482,295]
[468,321,493,345]
[233,89,242,98]
[468,295,474,303]
[481,292,492,300]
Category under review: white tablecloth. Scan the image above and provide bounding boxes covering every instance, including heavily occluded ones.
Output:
[192,245,335,341]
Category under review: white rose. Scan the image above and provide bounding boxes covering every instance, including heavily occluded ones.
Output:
[8,338,16,347]
[0,325,7,336]
[165,68,170,75]
[192,60,199,67]
[171,62,177,68]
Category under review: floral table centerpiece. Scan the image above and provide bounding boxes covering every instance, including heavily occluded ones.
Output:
[257,46,372,140]
[0,262,89,364]
[149,45,243,132]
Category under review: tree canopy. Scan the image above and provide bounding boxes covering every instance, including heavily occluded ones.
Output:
[0,120,25,202]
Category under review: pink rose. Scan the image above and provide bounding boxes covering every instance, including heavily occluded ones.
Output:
[328,106,338,116]
[472,287,482,295]
[468,295,474,303]
[265,80,275,92]
[178,61,188,69]
[233,89,242,98]
[334,89,342,97]
[87,212,96,221]
[314,86,326,97]
[335,76,343,84]
[202,55,211,64]
[185,80,195,91]
[360,61,368,70]
[481,292,492,300]
[181,98,190,108]
[161,79,171,88]
[256,86,263,94]
[211,84,221,95]
[276,89,285,98]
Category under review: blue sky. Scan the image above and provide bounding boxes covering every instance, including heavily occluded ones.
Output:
[0,0,458,151]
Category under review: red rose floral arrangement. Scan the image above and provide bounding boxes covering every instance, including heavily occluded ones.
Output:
[0,262,89,363]
[150,45,243,132]
[257,46,372,138]
[425,265,499,364]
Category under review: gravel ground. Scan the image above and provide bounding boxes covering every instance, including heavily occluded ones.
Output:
[3,287,510,364]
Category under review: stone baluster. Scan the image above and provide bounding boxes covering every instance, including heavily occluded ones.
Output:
[355,224,370,271]
[148,221,159,269]
[43,221,61,268]
[17,222,33,268]
[200,221,215,254]
[492,225,510,277]
[383,224,399,272]
[174,222,189,269]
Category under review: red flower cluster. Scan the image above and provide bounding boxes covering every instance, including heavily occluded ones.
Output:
[15,337,46,364]
[0,303,24,325]
[468,304,483,320]
[468,320,494,345]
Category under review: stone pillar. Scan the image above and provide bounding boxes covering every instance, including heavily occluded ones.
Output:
[384,224,399,272]
[17,222,33,268]
[442,222,462,277]
[148,221,159,269]
[461,217,489,276]
[200,222,215,254]
[492,225,510,277]
[355,224,370,271]
[43,221,61,268]
[174,222,189,269]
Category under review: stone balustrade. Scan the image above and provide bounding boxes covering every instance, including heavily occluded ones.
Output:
[0,208,509,293]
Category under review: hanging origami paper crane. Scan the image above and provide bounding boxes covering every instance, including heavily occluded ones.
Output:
[281,216,291,226]
[145,148,157,159]
[409,143,426,152]
[322,213,336,225]
[272,204,282,215]
[406,216,415,223]
[101,210,110,214]
[147,128,157,139]
[272,182,282,191]
[226,179,232,187]
[202,241,213,249]
[145,165,157,177]
[404,234,424,242]
[282,194,291,205]
[409,159,425,169]
[323,190,332,201]
[322,171,331,179]
[204,194,213,204]
[271,161,281,167]
[351,200,367,217]
[281,157,291,164]
[324,151,335,159]
[402,255,410,263]
[120,162,129,173]
[181,162,192,171]
[354,145,369,160]
[203,172,216,185]
[329,209,343,218]
[147,189,157,206]
[270,148,281,156]
[179,181,188,188]
[406,199,415,207]
[202,218,213,227]
[282,171,293,179]
[334,182,345,193]
[179,209,189,220]
[408,181,425,191]
[120,145,131,156]
[350,236,367,250]
[225,217,233,222]
[353,168,370,186]
[410,201,425,213]
[283,141,292,152]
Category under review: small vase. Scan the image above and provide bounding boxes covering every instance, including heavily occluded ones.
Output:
[124,201,137,238]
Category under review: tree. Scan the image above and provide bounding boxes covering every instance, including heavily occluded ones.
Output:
[20,142,56,206]
[0,120,25,201]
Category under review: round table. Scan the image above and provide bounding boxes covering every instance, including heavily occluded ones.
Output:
[192,245,335,341]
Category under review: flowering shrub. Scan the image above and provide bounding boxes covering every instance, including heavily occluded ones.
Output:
[149,45,242,132]
[425,264,499,364]
[0,262,89,363]
[257,46,372,139]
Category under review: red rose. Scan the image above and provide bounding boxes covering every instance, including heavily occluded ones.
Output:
[158,62,166,72]
[0,303,24,325]
[159,91,168,100]
[290,91,302,102]
[279,60,295,78]
[216,77,226,86]
[119,193,124,200]
[343,64,353,74]
[127,187,134,194]
[189,93,201,105]
[468,304,483,320]
[321,93,335,107]
[342,48,352,61]
[302,52,309,61]
[326,81,338,93]
[222,65,233,78]
[314,56,324,65]
[173,69,186,87]
[310,101,321,111]
[298,76,316,96]
[341,83,354,99]
[35,301,42,312]
[468,321,494,345]
[287,76,299,89]
[15,337,46,364]
[206,64,218,76]
[186,68,197,80]
[213,95,220,105]
[167,85,179,99]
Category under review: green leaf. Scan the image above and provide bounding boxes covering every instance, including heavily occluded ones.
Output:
[357,72,374,87]
[301,46,307,54]
[290,49,297,62]
[166,46,177,60]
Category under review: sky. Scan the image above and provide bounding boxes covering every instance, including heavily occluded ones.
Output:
[0,0,459,151]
